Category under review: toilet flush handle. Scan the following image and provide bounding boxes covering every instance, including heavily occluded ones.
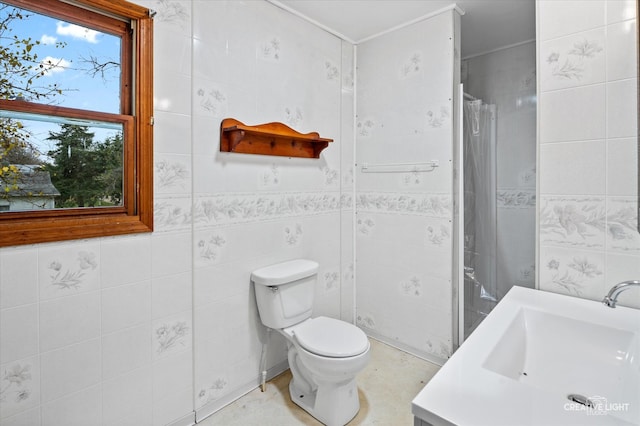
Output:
[268,286,279,293]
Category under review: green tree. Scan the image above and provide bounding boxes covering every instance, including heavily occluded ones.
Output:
[1,3,121,207]
[0,4,65,197]
[44,124,123,207]
[0,124,42,165]
[96,132,123,204]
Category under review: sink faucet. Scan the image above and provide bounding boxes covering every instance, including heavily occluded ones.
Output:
[602,280,640,308]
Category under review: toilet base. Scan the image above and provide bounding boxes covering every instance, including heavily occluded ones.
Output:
[289,377,360,426]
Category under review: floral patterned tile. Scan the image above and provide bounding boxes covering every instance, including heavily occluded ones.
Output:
[539,246,605,301]
[540,28,606,92]
[539,196,606,249]
[155,156,191,194]
[38,242,100,301]
[0,356,39,420]
[195,84,228,118]
[193,192,340,229]
[398,51,422,79]
[152,311,192,360]
[154,196,192,233]
[606,197,640,253]
[497,189,536,209]
[356,192,452,218]
[194,231,227,267]
[356,117,376,138]
[151,0,190,30]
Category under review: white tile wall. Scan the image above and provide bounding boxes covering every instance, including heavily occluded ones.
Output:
[102,366,153,426]
[101,281,152,334]
[189,0,350,419]
[539,140,606,195]
[100,235,152,287]
[0,304,38,364]
[540,84,606,143]
[537,0,640,309]
[609,0,637,23]
[606,19,637,80]
[0,248,38,309]
[102,324,151,379]
[607,137,638,196]
[0,1,196,424]
[355,10,456,363]
[40,385,102,426]
[39,292,101,352]
[538,0,606,41]
[40,339,101,402]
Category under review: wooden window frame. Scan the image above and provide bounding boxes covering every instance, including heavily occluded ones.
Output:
[0,0,153,246]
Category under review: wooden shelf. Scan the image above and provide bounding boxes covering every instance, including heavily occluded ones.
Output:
[220,118,333,159]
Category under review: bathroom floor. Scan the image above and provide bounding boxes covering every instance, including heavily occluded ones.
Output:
[198,338,441,425]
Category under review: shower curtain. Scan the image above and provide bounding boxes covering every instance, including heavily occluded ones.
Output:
[462,98,497,338]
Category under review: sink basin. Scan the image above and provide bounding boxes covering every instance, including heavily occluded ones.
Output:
[412,286,640,425]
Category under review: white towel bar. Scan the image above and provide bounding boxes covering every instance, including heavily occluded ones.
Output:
[360,161,439,173]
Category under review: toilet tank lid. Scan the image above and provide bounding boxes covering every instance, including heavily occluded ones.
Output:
[251,259,319,286]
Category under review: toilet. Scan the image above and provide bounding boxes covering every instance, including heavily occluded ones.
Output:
[252,259,370,426]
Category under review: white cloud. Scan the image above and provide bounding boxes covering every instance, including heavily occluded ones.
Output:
[36,56,71,76]
[56,22,99,44]
[40,34,57,45]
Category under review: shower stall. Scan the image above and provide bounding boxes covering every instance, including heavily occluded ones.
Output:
[461,94,498,339]
[457,41,537,343]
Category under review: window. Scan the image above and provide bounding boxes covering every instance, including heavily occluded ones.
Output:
[0,0,153,246]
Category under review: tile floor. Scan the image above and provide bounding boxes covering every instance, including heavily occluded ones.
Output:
[198,338,441,425]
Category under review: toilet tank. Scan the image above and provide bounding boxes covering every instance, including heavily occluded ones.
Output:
[252,259,319,329]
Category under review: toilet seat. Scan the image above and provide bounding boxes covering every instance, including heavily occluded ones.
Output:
[291,316,368,358]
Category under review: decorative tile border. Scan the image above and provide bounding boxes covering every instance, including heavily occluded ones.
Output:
[340,193,353,210]
[497,189,536,209]
[193,191,340,229]
[356,192,452,218]
[539,196,606,249]
[607,197,640,253]
[154,197,192,232]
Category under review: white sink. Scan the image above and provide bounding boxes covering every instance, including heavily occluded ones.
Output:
[412,286,640,426]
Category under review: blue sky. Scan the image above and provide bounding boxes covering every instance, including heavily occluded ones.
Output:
[3,3,123,159]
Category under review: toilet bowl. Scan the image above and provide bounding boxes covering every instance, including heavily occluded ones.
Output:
[252,260,370,426]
